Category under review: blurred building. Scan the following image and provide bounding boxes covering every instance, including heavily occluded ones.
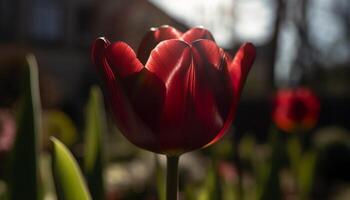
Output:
[0,0,189,128]
[0,0,187,89]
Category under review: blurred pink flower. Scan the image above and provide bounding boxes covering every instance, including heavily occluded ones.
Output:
[0,109,16,153]
[218,161,237,183]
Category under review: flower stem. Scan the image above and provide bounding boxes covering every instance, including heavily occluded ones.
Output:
[233,140,243,199]
[166,155,179,200]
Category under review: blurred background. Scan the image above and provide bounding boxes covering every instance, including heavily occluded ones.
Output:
[0,0,350,199]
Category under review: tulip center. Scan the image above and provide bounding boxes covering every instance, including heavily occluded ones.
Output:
[288,99,307,122]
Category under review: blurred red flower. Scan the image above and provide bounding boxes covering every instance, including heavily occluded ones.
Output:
[92,25,255,155]
[272,88,320,133]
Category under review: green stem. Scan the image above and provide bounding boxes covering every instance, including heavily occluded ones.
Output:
[232,138,242,199]
[166,156,179,200]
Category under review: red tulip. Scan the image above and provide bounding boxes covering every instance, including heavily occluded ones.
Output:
[272,88,320,133]
[92,25,256,155]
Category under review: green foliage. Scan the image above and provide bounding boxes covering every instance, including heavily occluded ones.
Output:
[43,110,78,147]
[287,135,302,174]
[83,86,106,200]
[8,55,42,200]
[238,135,256,162]
[156,157,166,200]
[51,137,91,200]
[39,153,57,200]
[198,163,222,200]
[221,180,236,200]
[298,151,317,200]
[287,134,317,199]
[0,181,7,200]
[259,129,282,200]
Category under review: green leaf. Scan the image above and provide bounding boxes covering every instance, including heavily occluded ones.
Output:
[51,137,91,200]
[9,54,42,200]
[83,86,106,200]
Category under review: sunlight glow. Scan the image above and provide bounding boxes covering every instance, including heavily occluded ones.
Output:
[149,0,273,47]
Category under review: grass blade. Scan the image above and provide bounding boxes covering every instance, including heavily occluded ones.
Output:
[9,54,42,200]
[84,86,106,200]
[51,137,91,200]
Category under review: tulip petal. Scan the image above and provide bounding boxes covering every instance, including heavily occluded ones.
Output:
[91,38,115,94]
[145,39,191,85]
[106,72,158,151]
[191,39,222,69]
[145,39,192,152]
[120,69,166,149]
[181,27,215,43]
[205,43,256,147]
[91,37,111,72]
[137,25,182,64]
[181,40,232,151]
[91,38,117,92]
[228,43,256,99]
[105,42,143,78]
[191,40,233,120]
[92,38,161,152]
[146,39,232,153]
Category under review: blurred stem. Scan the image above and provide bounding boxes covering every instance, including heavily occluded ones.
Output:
[166,156,179,200]
[288,134,301,172]
[260,128,282,200]
[298,131,307,151]
[233,140,243,199]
